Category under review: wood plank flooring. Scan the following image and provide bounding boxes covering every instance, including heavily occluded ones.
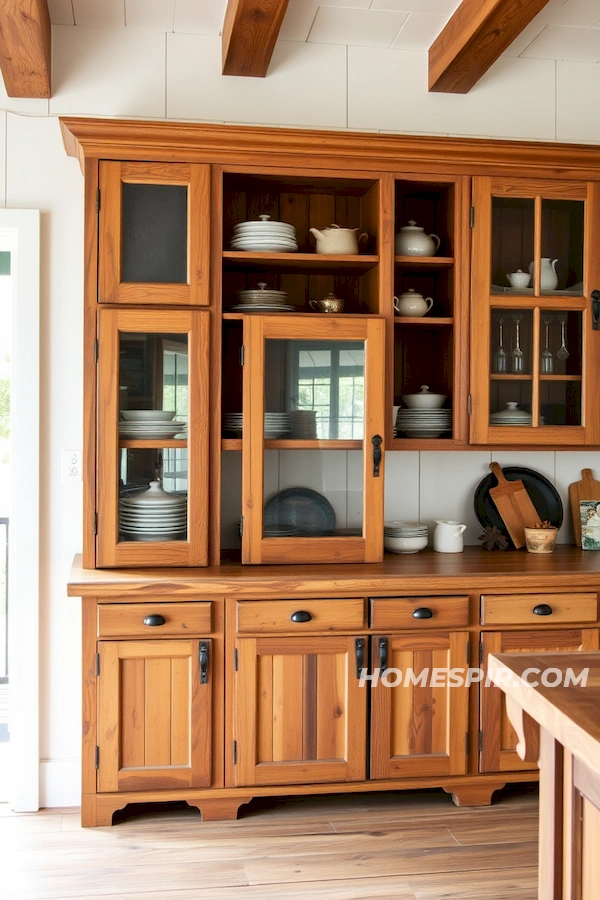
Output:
[0,784,539,900]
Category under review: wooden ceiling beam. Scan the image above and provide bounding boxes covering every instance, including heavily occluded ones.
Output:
[428,0,550,94]
[0,0,51,98]
[222,0,289,77]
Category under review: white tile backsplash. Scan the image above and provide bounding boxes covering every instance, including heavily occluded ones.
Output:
[384,451,420,523]
[167,34,347,128]
[419,451,492,545]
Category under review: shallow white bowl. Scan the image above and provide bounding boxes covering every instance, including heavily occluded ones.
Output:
[384,535,428,553]
[120,410,175,421]
[402,393,447,410]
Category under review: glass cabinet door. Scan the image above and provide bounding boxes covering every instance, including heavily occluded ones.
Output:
[97,309,209,567]
[241,316,385,564]
[99,161,210,305]
[471,178,600,445]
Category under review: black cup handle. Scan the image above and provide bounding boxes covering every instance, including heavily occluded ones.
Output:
[412,607,434,619]
[291,610,312,623]
[143,614,166,626]
[533,604,553,616]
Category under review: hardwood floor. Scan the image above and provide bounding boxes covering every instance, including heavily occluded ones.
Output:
[0,784,538,899]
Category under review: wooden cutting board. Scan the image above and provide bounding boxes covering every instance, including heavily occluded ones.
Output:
[489,462,540,549]
[569,469,600,548]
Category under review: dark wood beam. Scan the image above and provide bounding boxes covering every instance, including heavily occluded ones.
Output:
[429,0,550,94]
[222,0,289,77]
[0,0,51,98]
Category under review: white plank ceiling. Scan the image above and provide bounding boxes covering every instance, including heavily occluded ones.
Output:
[47,0,600,61]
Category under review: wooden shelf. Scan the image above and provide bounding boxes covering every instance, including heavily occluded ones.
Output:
[223,251,379,272]
[490,374,533,381]
[222,438,363,450]
[394,256,454,268]
[394,317,454,325]
[390,438,457,450]
[539,374,582,382]
[119,439,187,449]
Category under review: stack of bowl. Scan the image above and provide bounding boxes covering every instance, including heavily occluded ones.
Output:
[230,282,295,312]
[230,215,298,252]
[289,410,317,439]
[384,521,428,554]
[396,385,450,438]
[119,481,187,542]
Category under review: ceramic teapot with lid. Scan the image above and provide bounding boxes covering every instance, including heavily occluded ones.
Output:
[395,220,440,256]
[310,224,368,255]
[393,288,433,317]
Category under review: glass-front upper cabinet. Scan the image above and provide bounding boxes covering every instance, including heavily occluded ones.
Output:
[99,161,210,305]
[470,178,600,445]
[241,315,385,564]
[96,309,209,567]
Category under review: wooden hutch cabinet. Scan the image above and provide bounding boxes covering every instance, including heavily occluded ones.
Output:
[63,117,600,826]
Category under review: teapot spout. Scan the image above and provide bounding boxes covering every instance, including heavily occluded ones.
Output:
[309,227,324,240]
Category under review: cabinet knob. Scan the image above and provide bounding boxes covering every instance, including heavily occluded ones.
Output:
[143,614,166,626]
[412,607,433,619]
[532,603,553,616]
[291,610,312,623]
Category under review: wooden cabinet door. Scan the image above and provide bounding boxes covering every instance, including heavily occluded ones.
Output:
[470,177,600,446]
[234,635,367,786]
[480,628,599,773]
[370,632,469,779]
[97,639,212,792]
[96,308,209,567]
[99,161,210,305]
[241,315,386,564]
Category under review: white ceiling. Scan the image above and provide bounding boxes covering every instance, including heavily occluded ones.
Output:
[47,0,600,61]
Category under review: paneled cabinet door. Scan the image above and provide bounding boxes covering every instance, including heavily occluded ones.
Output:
[99,161,210,305]
[470,177,600,445]
[96,639,212,792]
[370,632,469,779]
[241,315,386,564]
[480,628,599,773]
[234,635,367,786]
[97,308,209,567]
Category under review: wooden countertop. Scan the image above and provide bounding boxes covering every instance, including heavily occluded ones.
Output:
[67,545,600,598]
[488,651,600,777]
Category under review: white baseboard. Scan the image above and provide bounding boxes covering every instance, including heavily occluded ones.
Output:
[40,758,80,808]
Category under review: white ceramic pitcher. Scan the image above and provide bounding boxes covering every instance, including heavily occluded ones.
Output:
[433,519,466,553]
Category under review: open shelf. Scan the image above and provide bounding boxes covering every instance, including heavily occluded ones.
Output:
[221,439,362,450]
[223,251,379,272]
[394,317,453,325]
[120,439,187,448]
[394,256,454,268]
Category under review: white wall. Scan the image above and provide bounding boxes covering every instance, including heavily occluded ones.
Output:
[3,26,600,806]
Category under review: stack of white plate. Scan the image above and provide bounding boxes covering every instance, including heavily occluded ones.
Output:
[119,410,186,440]
[222,413,291,438]
[230,281,295,312]
[290,410,317,439]
[119,481,187,542]
[230,215,298,253]
[489,403,544,426]
[395,408,452,439]
[384,520,428,554]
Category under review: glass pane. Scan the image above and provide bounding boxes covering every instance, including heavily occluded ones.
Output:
[540,382,581,427]
[263,449,363,539]
[539,311,582,376]
[265,339,365,440]
[119,331,188,422]
[541,199,584,295]
[119,448,188,542]
[122,183,188,284]
[490,309,533,377]
[491,198,534,293]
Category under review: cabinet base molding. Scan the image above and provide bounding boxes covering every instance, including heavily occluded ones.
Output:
[444,781,507,808]
[81,772,538,827]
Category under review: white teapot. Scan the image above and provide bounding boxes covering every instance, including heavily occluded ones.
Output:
[394,289,433,317]
[528,258,558,291]
[310,224,368,255]
[395,220,440,256]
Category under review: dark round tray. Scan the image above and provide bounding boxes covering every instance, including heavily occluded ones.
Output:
[474,466,563,546]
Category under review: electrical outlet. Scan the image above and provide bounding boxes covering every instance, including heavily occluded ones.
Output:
[62,449,82,483]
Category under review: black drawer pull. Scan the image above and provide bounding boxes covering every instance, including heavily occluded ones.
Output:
[412,607,433,619]
[533,603,553,616]
[291,610,312,623]
[143,614,166,626]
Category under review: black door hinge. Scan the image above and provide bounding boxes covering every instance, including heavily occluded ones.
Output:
[240,345,245,365]
[478,731,483,753]
[93,513,98,536]
[95,746,100,769]
[467,393,472,416]
[239,516,244,537]
[94,338,99,362]
[470,206,475,228]
[232,740,237,765]
[96,188,101,212]
[233,648,238,672]
[95,652,100,676]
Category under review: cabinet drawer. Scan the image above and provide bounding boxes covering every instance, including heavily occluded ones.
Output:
[481,593,597,626]
[98,601,212,638]
[370,596,469,630]
[236,599,365,633]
